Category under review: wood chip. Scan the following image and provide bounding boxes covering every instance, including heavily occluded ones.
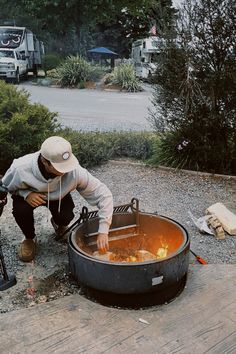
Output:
[139,318,150,325]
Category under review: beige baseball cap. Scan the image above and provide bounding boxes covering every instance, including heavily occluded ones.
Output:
[40,136,79,173]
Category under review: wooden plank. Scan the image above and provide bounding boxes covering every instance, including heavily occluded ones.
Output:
[206,202,236,235]
[0,265,235,354]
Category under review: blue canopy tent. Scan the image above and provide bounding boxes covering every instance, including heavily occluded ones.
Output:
[87,47,118,68]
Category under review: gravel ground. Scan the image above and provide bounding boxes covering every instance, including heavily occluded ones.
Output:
[0,159,236,313]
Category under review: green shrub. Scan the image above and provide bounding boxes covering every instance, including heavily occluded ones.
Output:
[111,131,155,160]
[42,54,64,75]
[112,64,142,92]
[55,129,114,167]
[56,55,104,87]
[149,132,192,170]
[46,69,59,78]
[57,129,155,167]
[0,81,59,173]
[150,0,236,175]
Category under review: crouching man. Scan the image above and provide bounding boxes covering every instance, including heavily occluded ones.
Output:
[2,136,113,262]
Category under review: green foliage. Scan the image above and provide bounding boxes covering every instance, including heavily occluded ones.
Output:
[56,55,92,87]
[43,54,64,75]
[110,131,155,160]
[55,55,104,87]
[46,69,58,78]
[77,81,85,89]
[0,0,177,57]
[112,64,142,92]
[150,0,236,175]
[149,132,194,170]
[58,129,155,168]
[63,130,115,168]
[0,81,59,173]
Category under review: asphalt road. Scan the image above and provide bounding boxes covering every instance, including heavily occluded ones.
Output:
[19,83,154,132]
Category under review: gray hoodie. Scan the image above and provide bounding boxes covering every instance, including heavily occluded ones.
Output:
[2,151,113,234]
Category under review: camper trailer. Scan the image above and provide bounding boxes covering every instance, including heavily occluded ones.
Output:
[131,36,164,79]
[0,26,44,83]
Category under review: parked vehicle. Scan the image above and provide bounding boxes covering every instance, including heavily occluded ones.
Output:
[131,36,164,79]
[0,26,44,84]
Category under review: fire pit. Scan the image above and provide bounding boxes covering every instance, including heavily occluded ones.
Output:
[68,198,190,308]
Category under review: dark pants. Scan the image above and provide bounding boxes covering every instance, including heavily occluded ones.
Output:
[12,193,75,239]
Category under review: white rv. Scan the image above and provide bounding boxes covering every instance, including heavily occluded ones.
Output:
[0,26,44,84]
[131,36,164,79]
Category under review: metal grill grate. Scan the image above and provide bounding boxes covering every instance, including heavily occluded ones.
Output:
[63,198,139,239]
[81,198,139,222]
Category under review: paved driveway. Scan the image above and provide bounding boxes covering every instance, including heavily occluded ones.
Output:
[19,83,154,132]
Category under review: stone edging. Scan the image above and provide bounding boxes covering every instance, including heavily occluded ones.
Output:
[109,159,236,180]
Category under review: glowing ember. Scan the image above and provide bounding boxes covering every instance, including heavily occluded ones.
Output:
[156,246,168,259]
[93,248,167,263]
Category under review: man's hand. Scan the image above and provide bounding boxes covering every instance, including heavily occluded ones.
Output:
[97,233,109,253]
[26,192,46,207]
[0,197,7,206]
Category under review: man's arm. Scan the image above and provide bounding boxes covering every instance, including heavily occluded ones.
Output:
[2,165,48,207]
[76,167,113,251]
[2,165,31,200]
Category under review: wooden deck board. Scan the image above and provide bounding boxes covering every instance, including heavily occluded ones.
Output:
[0,264,235,354]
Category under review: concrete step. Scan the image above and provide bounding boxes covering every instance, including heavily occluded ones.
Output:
[0,264,235,354]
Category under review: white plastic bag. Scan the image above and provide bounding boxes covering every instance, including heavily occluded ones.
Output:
[188,211,214,235]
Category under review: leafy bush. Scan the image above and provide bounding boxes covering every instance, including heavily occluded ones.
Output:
[149,132,193,170]
[0,81,59,173]
[58,129,155,168]
[46,69,58,78]
[64,130,115,167]
[42,54,64,75]
[110,131,155,160]
[112,64,142,92]
[150,0,236,175]
[56,55,104,87]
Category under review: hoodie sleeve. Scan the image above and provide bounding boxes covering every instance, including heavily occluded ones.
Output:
[76,166,113,234]
[2,164,31,200]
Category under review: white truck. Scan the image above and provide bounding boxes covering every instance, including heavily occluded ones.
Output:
[0,26,44,84]
[131,36,164,79]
